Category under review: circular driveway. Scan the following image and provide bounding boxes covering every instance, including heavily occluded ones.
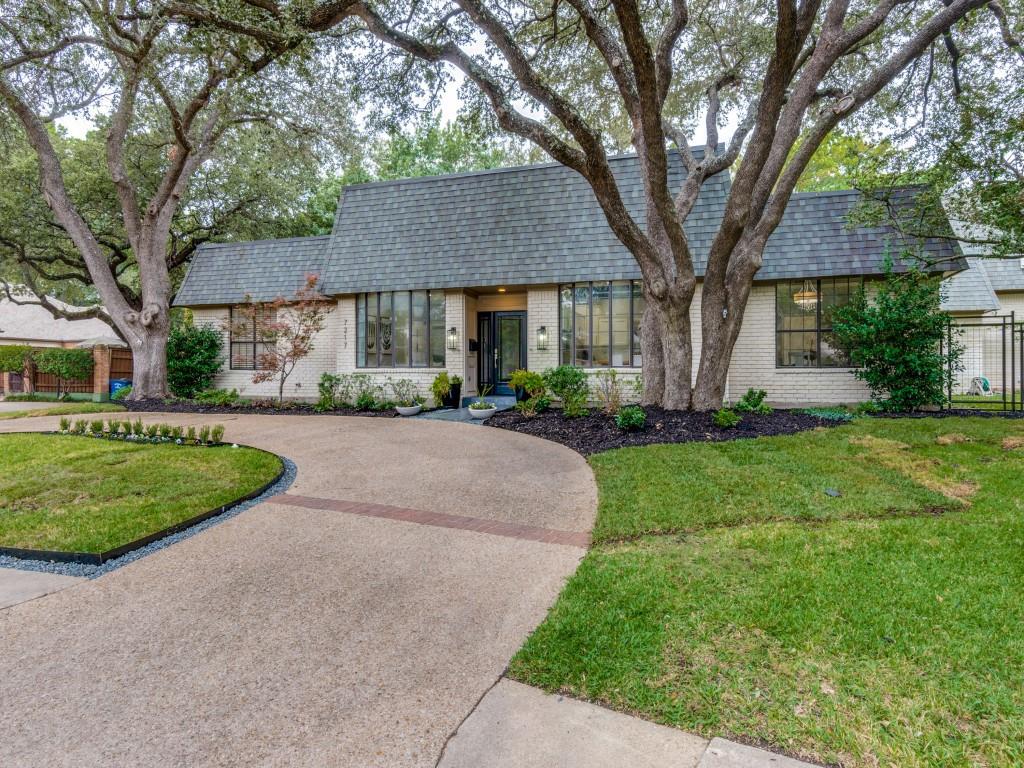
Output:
[0,413,596,768]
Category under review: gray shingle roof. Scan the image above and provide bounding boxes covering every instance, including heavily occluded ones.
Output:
[174,235,331,306]
[174,153,963,306]
[941,257,1001,312]
[978,257,1024,291]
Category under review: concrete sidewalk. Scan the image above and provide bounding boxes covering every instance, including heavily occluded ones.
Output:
[439,679,823,768]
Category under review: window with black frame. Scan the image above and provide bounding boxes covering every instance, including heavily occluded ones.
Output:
[357,290,446,368]
[559,280,644,367]
[775,277,858,367]
[229,306,276,370]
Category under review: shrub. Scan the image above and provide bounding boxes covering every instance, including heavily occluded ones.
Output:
[350,374,381,410]
[146,424,158,438]
[194,388,241,406]
[430,371,454,406]
[171,425,184,440]
[73,419,87,434]
[210,424,225,444]
[593,369,624,415]
[132,419,144,436]
[509,369,546,397]
[514,394,551,417]
[167,321,223,398]
[544,365,590,417]
[830,261,961,412]
[800,407,854,422]
[854,400,883,416]
[615,404,646,431]
[199,425,211,443]
[735,388,771,415]
[107,418,120,434]
[0,344,31,373]
[317,373,357,410]
[158,424,172,438]
[89,419,105,434]
[59,417,71,432]
[111,385,132,401]
[388,377,420,407]
[33,348,94,399]
[713,408,741,428]
[186,426,197,442]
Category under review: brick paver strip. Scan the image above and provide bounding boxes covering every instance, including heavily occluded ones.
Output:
[269,493,591,548]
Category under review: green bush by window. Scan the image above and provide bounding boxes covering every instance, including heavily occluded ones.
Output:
[167,321,223,398]
[830,261,960,412]
[735,388,771,414]
[544,365,589,417]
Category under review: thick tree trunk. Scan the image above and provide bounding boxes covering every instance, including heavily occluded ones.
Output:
[641,283,696,411]
[692,260,758,411]
[128,322,170,400]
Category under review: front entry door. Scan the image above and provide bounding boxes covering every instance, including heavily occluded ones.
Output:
[478,311,526,396]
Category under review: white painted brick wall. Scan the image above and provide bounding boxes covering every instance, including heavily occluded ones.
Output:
[191,282,874,407]
[192,303,340,401]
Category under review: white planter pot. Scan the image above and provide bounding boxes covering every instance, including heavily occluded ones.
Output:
[468,406,497,420]
[396,404,423,417]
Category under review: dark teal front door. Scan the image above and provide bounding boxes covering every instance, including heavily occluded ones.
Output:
[478,311,526,396]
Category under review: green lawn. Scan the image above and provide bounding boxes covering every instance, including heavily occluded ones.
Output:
[510,417,1024,768]
[0,402,125,421]
[0,433,282,553]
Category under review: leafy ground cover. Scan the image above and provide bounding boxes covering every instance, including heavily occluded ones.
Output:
[0,434,281,553]
[510,417,1024,767]
[0,402,124,421]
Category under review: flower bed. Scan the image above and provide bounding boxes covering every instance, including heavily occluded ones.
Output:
[122,398,400,417]
[487,407,835,455]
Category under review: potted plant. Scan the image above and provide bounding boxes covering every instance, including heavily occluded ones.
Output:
[468,385,497,419]
[430,371,463,409]
[389,377,424,416]
[508,369,545,402]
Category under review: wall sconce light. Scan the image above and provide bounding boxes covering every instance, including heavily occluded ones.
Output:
[536,325,549,351]
[447,326,458,350]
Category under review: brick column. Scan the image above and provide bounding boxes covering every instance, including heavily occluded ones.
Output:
[92,345,112,401]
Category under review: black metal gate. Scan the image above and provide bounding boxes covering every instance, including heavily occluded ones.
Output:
[944,313,1024,411]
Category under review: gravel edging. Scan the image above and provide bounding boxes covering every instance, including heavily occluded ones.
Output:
[0,457,297,579]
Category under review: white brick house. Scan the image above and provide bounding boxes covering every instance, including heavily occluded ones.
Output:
[176,152,962,407]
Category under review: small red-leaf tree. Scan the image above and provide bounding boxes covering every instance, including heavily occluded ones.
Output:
[229,275,332,405]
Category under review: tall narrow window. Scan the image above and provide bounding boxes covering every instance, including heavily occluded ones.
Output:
[611,281,631,366]
[429,290,446,366]
[411,290,428,366]
[356,294,366,368]
[560,286,573,364]
[366,293,378,366]
[393,291,410,367]
[775,278,857,367]
[591,282,610,366]
[574,284,590,367]
[378,292,393,367]
[631,282,644,367]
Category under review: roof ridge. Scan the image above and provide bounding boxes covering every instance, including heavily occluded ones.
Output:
[338,147,719,192]
[197,234,332,249]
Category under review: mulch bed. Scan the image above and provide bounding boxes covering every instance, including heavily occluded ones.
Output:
[122,398,399,417]
[486,407,837,455]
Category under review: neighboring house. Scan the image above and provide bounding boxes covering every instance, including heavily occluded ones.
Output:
[941,256,1024,395]
[0,291,129,399]
[175,152,961,407]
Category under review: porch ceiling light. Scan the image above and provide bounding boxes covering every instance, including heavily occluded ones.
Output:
[793,280,819,310]
[536,325,549,351]
[447,326,458,350]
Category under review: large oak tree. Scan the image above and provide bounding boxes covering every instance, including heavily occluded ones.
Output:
[0,0,354,397]
[179,0,1020,409]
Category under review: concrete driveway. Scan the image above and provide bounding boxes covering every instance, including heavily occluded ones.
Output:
[0,412,596,768]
